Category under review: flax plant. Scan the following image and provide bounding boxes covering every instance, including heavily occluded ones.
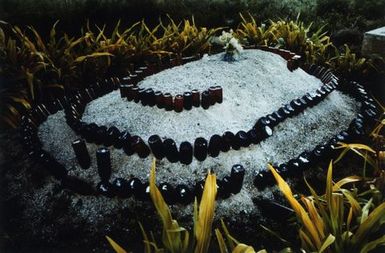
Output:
[269,162,385,253]
[106,159,261,253]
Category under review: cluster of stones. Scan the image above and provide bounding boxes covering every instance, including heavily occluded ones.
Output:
[19,46,379,205]
[119,84,223,112]
[253,66,380,191]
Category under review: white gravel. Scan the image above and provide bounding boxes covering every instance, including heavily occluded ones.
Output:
[38,49,359,222]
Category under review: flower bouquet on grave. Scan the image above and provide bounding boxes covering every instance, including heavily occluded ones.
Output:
[212,29,243,62]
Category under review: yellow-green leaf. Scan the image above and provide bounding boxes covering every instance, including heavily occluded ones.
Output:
[194,171,217,253]
[318,234,335,253]
[232,244,256,253]
[105,236,127,253]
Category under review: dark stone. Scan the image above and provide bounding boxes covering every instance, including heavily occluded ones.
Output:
[128,177,144,199]
[95,126,108,145]
[253,171,269,191]
[139,183,151,201]
[287,159,302,177]
[164,138,179,163]
[221,131,234,152]
[229,132,241,150]
[258,125,273,139]
[214,86,223,103]
[145,88,156,107]
[163,93,173,111]
[179,141,193,165]
[247,129,260,144]
[272,110,285,122]
[107,126,120,146]
[191,89,200,107]
[131,87,140,102]
[208,87,217,105]
[148,135,165,160]
[297,152,311,170]
[115,131,130,149]
[201,90,211,109]
[159,183,177,204]
[71,139,91,170]
[139,88,147,106]
[155,91,164,108]
[96,181,114,198]
[183,92,193,110]
[194,137,208,161]
[96,147,111,181]
[317,87,327,96]
[131,136,151,158]
[284,104,295,115]
[312,145,326,162]
[112,178,131,198]
[230,164,245,193]
[122,133,135,156]
[290,99,302,110]
[218,176,232,199]
[176,185,193,205]
[278,107,291,118]
[255,117,271,129]
[362,101,377,111]
[277,163,289,178]
[208,134,222,157]
[235,131,250,147]
[303,93,314,106]
[174,95,184,113]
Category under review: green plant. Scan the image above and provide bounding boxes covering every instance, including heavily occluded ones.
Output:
[0,17,217,128]
[269,161,385,253]
[236,13,276,46]
[106,159,263,253]
[326,44,376,81]
[159,16,219,57]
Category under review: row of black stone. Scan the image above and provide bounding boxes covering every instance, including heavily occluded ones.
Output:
[252,67,380,191]
[64,67,338,165]
[96,157,246,204]
[20,104,246,203]
[119,85,223,112]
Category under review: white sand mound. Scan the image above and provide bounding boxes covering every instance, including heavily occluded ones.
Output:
[38,49,359,222]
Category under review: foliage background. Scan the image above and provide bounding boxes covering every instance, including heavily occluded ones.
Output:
[1,0,384,35]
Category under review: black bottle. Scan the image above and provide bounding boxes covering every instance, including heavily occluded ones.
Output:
[194,137,208,161]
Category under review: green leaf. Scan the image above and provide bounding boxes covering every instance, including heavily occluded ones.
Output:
[74,52,113,63]
[360,235,385,253]
[318,234,335,253]
[353,202,385,243]
[105,236,127,253]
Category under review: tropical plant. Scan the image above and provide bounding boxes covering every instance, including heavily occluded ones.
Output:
[159,16,219,57]
[106,159,264,253]
[236,13,276,46]
[0,17,216,128]
[269,161,385,253]
[326,44,377,81]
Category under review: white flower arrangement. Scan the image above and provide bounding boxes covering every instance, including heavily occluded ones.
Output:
[212,29,243,61]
